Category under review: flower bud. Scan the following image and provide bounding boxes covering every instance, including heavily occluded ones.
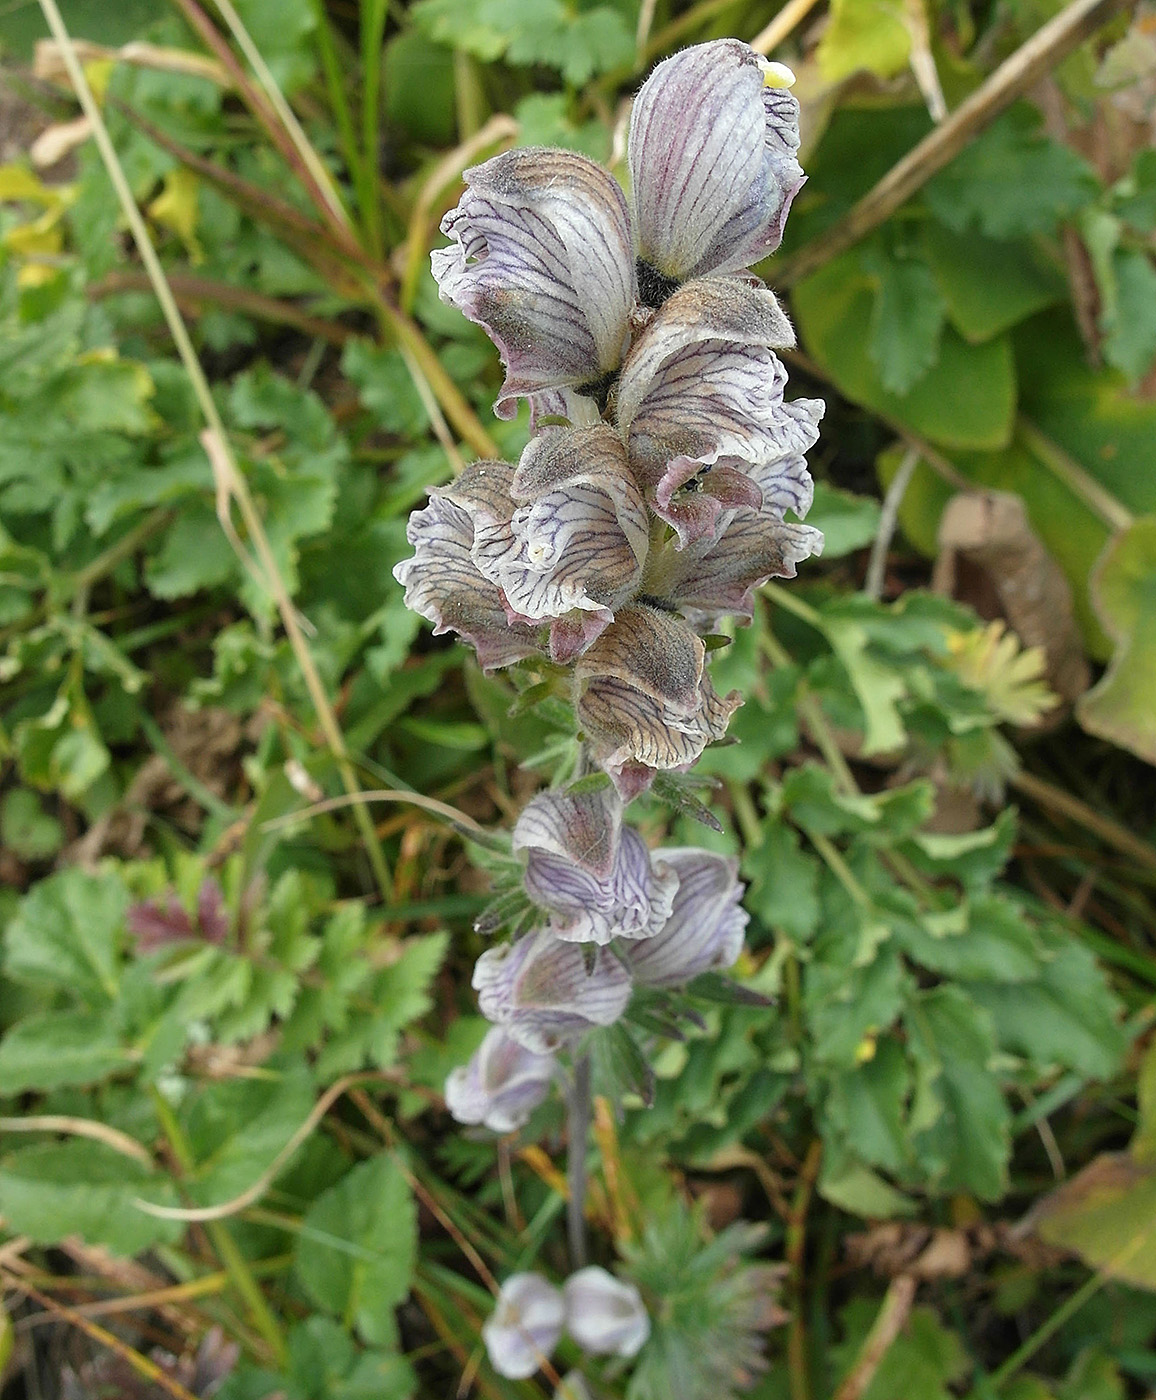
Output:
[483,1273,565,1379]
[444,1026,556,1134]
[563,1267,650,1358]
[626,849,748,987]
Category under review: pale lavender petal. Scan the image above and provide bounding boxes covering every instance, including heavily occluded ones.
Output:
[444,1026,557,1134]
[483,1273,566,1379]
[646,488,825,626]
[455,429,649,661]
[574,605,741,798]
[393,492,544,669]
[432,148,635,419]
[629,39,805,295]
[563,1267,650,1358]
[473,932,633,1053]
[617,280,820,546]
[626,848,748,987]
[514,785,678,945]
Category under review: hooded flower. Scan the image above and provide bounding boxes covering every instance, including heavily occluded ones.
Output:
[513,782,678,944]
[392,489,544,669]
[432,147,635,421]
[563,1267,651,1358]
[451,428,649,662]
[630,39,805,301]
[625,848,748,987]
[483,1273,566,1379]
[444,1026,556,1134]
[644,461,825,627]
[616,279,823,546]
[574,604,741,800]
[473,931,633,1053]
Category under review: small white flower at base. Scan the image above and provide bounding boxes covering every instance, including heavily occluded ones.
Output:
[483,1273,565,1380]
[563,1266,650,1358]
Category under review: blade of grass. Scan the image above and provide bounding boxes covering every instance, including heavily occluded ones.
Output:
[307,0,365,219]
[41,0,393,902]
[359,0,390,257]
[210,0,352,231]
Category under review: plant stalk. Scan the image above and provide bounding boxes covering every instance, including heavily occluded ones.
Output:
[567,1053,592,1270]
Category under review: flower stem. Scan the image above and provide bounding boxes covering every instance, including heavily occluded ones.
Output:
[567,1053,591,1270]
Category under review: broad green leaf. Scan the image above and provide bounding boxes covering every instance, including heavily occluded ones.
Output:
[1101,250,1156,386]
[1033,1154,1156,1291]
[906,986,1010,1200]
[806,946,910,1068]
[967,937,1126,1079]
[744,820,820,942]
[145,504,238,599]
[817,0,910,81]
[805,482,881,559]
[925,107,1099,239]
[0,1140,181,1255]
[793,251,1016,450]
[341,342,430,438]
[1116,148,1156,234]
[922,222,1065,342]
[824,1038,910,1172]
[831,1302,968,1400]
[295,1155,417,1346]
[0,787,63,860]
[865,250,947,395]
[1077,518,1156,763]
[0,1009,131,1092]
[893,896,1043,983]
[5,867,126,1003]
[819,1156,917,1217]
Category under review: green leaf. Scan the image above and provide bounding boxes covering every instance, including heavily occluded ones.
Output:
[1077,518,1156,763]
[824,1038,910,1172]
[831,1302,968,1400]
[806,945,910,1068]
[0,1009,131,1092]
[922,222,1065,343]
[805,482,881,559]
[817,0,910,81]
[1116,148,1156,234]
[0,788,63,860]
[793,250,1016,450]
[744,820,820,942]
[865,250,947,395]
[819,1155,916,1217]
[1032,1154,1156,1292]
[341,341,430,438]
[295,1155,417,1347]
[893,895,1043,982]
[966,937,1126,1079]
[905,986,1010,1200]
[925,107,1099,239]
[5,868,126,1003]
[0,1141,181,1255]
[1101,251,1156,385]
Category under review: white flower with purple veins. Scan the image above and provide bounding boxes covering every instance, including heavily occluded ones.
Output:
[630,40,805,301]
[444,1026,556,1134]
[513,783,678,945]
[626,849,749,987]
[392,488,544,670]
[483,1273,566,1379]
[431,146,635,422]
[617,278,824,546]
[451,428,650,662]
[473,931,633,1053]
[573,604,741,802]
[564,1267,651,1358]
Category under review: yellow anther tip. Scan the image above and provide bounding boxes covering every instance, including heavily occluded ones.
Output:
[762,61,797,89]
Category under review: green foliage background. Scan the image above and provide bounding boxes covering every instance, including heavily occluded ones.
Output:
[1,0,1155,1396]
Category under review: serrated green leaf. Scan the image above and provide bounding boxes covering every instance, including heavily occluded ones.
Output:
[295,1155,417,1346]
[805,482,881,559]
[5,867,126,1003]
[825,1037,910,1172]
[926,107,1099,239]
[0,1009,131,1092]
[806,945,909,1068]
[1101,250,1156,385]
[817,0,910,81]
[906,986,1009,1200]
[0,787,63,860]
[745,820,820,942]
[865,250,947,395]
[0,1141,181,1255]
[831,1302,968,1400]
[341,341,430,438]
